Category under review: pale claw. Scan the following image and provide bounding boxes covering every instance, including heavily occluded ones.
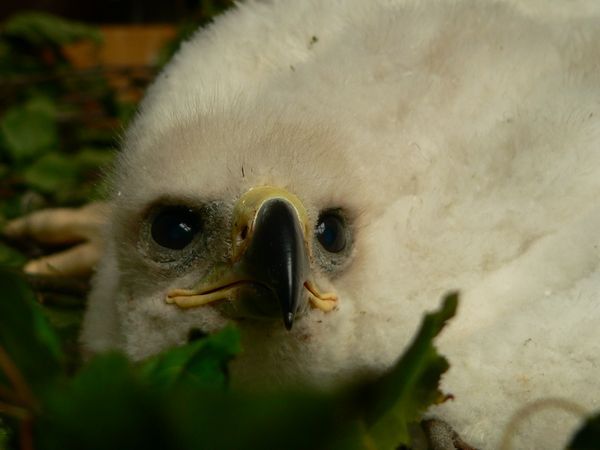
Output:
[3,202,110,276]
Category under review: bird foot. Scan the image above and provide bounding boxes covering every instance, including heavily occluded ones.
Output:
[2,202,109,276]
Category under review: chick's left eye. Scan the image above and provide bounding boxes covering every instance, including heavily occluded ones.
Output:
[316,212,347,253]
[151,206,202,250]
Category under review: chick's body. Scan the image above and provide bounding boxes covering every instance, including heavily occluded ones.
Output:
[81,1,600,448]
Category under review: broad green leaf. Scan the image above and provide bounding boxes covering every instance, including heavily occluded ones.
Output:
[140,326,241,391]
[3,12,101,46]
[0,267,63,396]
[23,153,80,194]
[569,413,600,450]
[0,105,58,163]
[39,354,171,450]
[361,292,458,449]
[167,388,363,450]
[40,352,358,450]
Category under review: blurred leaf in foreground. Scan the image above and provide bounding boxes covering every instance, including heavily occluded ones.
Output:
[0,268,63,401]
[0,263,458,449]
[360,292,458,449]
[141,325,240,391]
[569,413,600,450]
[23,153,80,194]
[0,103,58,164]
[39,354,171,450]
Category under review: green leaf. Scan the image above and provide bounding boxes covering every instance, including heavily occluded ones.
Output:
[0,267,63,397]
[39,354,171,450]
[140,326,241,391]
[569,413,600,450]
[361,292,458,449]
[23,153,80,194]
[167,388,362,450]
[0,104,58,163]
[2,12,102,47]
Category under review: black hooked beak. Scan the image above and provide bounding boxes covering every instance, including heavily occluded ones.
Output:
[240,199,310,330]
[165,187,337,327]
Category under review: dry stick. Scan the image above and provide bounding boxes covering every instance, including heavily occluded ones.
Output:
[0,347,37,450]
[0,401,29,420]
[0,346,37,410]
[20,418,34,450]
[499,397,588,450]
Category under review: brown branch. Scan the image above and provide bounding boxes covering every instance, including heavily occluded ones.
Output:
[20,418,34,450]
[0,401,30,420]
[0,346,37,410]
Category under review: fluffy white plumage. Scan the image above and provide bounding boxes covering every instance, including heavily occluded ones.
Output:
[80,1,600,448]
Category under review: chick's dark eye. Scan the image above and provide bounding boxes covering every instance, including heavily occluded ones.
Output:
[151,206,202,250]
[316,212,347,253]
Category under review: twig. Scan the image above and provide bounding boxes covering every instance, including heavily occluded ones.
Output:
[0,401,29,420]
[20,418,34,450]
[0,347,37,410]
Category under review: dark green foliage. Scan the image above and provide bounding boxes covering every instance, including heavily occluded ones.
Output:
[1,100,58,164]
[0,269,63,397]
[2,12,101,47]
[38,354,171,450]
[0,265,458,449]
[569,413,600,450]
[140,325,240,391]
[361,293,457,448]
[0,12,117,225]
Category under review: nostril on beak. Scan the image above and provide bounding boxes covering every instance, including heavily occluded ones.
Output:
[240,225,248,240]
[187,328,208,342]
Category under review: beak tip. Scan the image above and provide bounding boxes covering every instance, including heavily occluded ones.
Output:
[284,312,295,330]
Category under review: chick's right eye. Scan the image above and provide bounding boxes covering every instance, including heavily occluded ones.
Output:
[151,206,202,250]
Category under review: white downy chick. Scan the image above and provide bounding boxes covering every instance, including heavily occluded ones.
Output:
[80,1,600,448]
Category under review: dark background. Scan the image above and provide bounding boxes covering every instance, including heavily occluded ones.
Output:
[0,0,199,23]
